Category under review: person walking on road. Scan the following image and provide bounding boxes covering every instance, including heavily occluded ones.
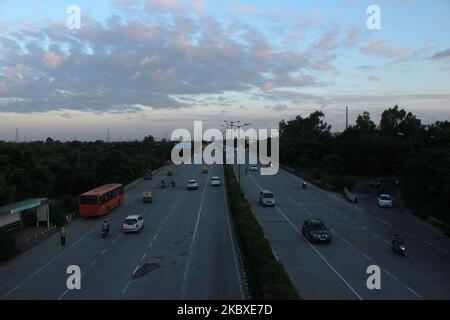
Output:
[60,227,66,247]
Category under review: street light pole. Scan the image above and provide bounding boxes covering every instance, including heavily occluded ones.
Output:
[223,120,251,186]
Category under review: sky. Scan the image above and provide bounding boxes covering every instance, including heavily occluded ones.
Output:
[0,0,449,141]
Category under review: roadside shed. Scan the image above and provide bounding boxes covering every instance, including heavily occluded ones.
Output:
[0,198,49,232]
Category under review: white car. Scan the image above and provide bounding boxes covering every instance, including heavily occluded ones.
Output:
[378,194,393,208]
[249,165,258,171]
[122,215,144,233]
[187,179,199,190]
[210,176,221,186]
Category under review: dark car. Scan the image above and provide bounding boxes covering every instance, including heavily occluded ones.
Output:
[302,218,332,243]
[371,177,382,187]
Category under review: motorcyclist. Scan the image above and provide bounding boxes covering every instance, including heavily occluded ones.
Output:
[392,234,404,247]
[161,179,165,188]
[171,177,175,187]
[302,181,307,189]
[102,221,110,235]
[245,167,248,174]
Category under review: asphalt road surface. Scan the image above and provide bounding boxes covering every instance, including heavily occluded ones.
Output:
[0,164,245,300]
[234,163,450,300]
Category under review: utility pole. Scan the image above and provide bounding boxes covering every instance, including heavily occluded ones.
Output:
[345,106,349,130]
[106,129,111,143]
[15,128,20,143]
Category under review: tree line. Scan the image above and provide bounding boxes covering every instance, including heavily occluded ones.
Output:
[279,105,450,226]
[0,136,174,225]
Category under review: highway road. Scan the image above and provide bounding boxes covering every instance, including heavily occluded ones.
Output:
[234,163,450,300]
[0,164,245,300]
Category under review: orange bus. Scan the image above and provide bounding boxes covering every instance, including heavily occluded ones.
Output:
[79,184,124,217]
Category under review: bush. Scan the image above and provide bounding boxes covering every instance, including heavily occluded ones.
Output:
[224,165,300,300]
[0,230,18,262]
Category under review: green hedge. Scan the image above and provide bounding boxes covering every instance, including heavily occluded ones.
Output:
[223,165,300,300]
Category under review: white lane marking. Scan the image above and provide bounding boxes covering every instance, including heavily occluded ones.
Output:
[100,249,107,255]
[148,242,153,249]
[141,254,147,261]
[181,172,209,299]
[343,215,350,220]
[352,220,358,225]
[383,269,399,281]
[122,281,131,294]
[383,240,390,245]
[434,270,446,278]
[406,253,415,260]
[406,286,422,299]
[222,169,246,300]
[57,289,69,301]
[373,233,380,238]
[271,248,280,262]
[133,265,139,275]
[153,234,158,241]
[112,238,117,244]
[90,260,97,267]
[342,237,351,245]
[363,254,372,261]
[361,226,368,231]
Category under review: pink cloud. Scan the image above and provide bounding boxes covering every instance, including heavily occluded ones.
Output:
[43,51,63,70]
[262,80,275,92]
[0,81,7,92]
[360,40,407,57]
[232,2,261,16]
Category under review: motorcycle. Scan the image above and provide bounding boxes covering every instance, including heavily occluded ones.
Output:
[392,241,406,256]
[171,180,176,187]
[302,182,307,189]
[160,181,165,189]
[102,227,109,239]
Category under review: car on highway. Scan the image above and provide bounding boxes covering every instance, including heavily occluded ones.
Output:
[249,165,258,171]
[210,176,221,186]
[259,190,275,206]
[142,192,152,203]
[202,165,208,173]
[187,179,199,190]
[378,194,393,208]
[302,218,331,243]
[371,177,382,187]
[122,215,144,233]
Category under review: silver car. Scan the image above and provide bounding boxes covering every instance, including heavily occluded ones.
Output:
[259,190,275,206]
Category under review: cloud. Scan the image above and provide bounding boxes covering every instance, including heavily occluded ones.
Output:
[43,51,64,70]
[368,76,380,81]
[271,104,289,112]
[360,40,407,57]
[0,4,334,114]
[431,48,450,60]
